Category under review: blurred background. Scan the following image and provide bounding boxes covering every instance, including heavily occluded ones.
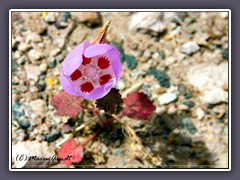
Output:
[11,11,229,168]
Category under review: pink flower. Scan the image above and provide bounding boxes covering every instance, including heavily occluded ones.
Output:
[60,41,122,100]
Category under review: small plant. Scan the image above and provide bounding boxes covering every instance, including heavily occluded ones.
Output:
[51,21,159,167]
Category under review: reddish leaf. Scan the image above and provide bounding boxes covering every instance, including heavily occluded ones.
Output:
[96,88,123,114]
[58,139,84,165]
[122,92,156,120]
[51,91,84,118]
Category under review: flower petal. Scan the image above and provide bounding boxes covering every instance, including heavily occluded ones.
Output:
[63,41,91,76]
[60,69,80,96]
[84,44,113,58]
[106,48,122,82]
[84,79,115,100]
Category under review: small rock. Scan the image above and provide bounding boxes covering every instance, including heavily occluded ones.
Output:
[116,79,126,90]
[166,154,177,163]
[12,141,57,168]
[29,99,47,116]
[13,103,31,129]
[39,62,48,72]
[53,38,66,50]
[158,50,166,59]
[73,12,102,26]
[26,32,42,43]
[36,84,46,92]
[183,101,195,108]
[114,148,124,156]
[165,57,176,66]
[18,43,31,52]
[181,117,197,134]
[45,12,55,23]
[50,48,61,57]
[48,58,57,69]
[196,108,205,120]
[28,49,42,62]
[143,50,152,59]
[187,63,228,104]
[55,54,64,63]
[123,55,138,70]
[148,67,171,88]
[178,104,189,111]
[180,41,200,55]
[156,106,166,115]
[129,12,178,36]
[43,130,61,142]
[158,93,177,105]
[167,104,177,115]
[101,144,108,154]
[61,12,71,22]
[24,64,41,81]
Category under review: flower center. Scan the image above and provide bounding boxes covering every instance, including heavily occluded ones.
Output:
[82,64,100,80]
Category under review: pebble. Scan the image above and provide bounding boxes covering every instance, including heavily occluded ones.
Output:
[129,12,176,36]
[180,41,200,55]
[148,67,171,88]
[181,117,197,134]
[12,103,31,129]
[28,49,42,62]
[167,104,177,115]
[183,101,195,108]
[48,58,57,69]
[158,50,166,59]
[187,63,228,104]
[45,12,55,23]
[196,108,205,120]
[114,148,124,156]
[178,104,189,111]
[39,62,48,72]
[12,141,57,168]
[123,54,138,70]
[29,99,47,116]
[101,144,108,154]
[73,12,102,26]
[50,48,61,57]
[26,32,42,43]
[43,130,61,142]
[18,43,31,52]
[155,106,167,115]
[116,79,126,90]
[24,64,41,81]
[61,12,71,22]
[158,93,177,105]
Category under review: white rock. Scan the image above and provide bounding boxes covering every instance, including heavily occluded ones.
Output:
[196,108,205,120]
[180,41,200,55]
[29,99,47,116]
[167,104,177,115]
[39,62,48,72]
[26,32,42,43]
[158,93,177,105]
[28,49,42,62]
[187,63,228,104]
[24,64,41,81]
[18,43,31,52]
[129,12,179,35]
[12,141,57,168]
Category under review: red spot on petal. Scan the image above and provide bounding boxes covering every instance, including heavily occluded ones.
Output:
[99,74,112,85]
[81,82,94,93]
[98,56,110,69]
[82,55,91,65]
[70,69,82,81]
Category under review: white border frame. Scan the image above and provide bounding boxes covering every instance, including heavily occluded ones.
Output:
[9,9,231,171]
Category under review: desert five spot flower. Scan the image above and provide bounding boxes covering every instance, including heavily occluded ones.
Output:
[60,41,122,100]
